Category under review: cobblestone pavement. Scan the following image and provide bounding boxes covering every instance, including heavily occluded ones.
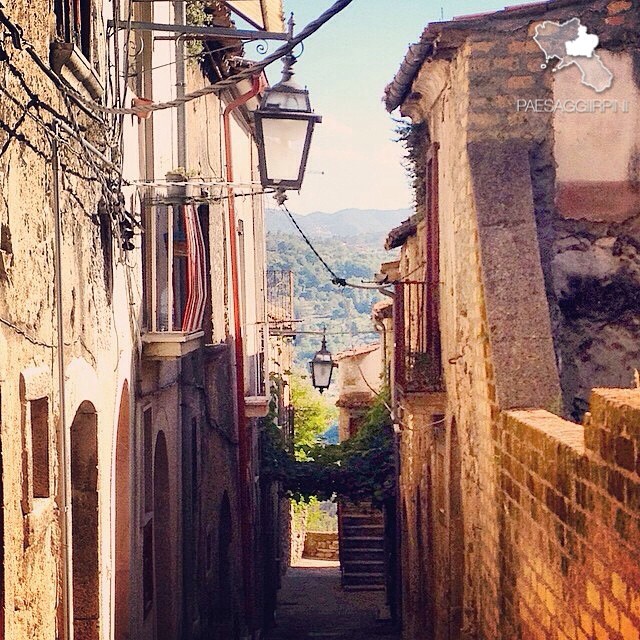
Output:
[265,559,400,640]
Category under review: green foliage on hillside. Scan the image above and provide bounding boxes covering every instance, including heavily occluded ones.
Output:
[290,375,338,458]
[267,231,394,367]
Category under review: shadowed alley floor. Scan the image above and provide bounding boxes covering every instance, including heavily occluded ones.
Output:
[265,559,400,640]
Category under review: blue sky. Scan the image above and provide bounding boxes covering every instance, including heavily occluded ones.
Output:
[264,0,540,214]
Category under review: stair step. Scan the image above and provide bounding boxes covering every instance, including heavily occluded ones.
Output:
[342,573,386,587]
[342,526,384,536]
[343,567,385,576]
[340,549,384,561]
[343,584,385,591]
[341,512,384,520]
[340,505,381,515]
[341,538,385,551]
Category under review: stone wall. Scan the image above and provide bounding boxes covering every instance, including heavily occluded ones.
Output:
[0,1,140,638]
[290,504,307,565]
[393,4,640,639]
[498,389,640,640]
[303,532,339,561]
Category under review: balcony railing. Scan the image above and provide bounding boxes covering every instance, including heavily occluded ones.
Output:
[267,269,295,336]
[142,194,207,357]
[394,281,443,393]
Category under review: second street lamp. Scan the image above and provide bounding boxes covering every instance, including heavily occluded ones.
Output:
[254,53,322,204]
[309,331,335,394]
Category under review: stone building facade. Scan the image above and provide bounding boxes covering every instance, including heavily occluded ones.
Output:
[0,0,285,639]
[383,1,640,639]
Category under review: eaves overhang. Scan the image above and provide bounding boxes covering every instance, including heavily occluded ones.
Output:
[383,0,602,114]
[385,215,418,250]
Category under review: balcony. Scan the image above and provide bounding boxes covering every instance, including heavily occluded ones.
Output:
[394,280,443,393]
[142,195,207,359]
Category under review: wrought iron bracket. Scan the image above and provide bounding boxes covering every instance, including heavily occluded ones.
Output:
[107,20,289,42]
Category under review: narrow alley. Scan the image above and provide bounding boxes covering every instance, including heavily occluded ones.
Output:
[267,560,399,640]
[2,0,640,638]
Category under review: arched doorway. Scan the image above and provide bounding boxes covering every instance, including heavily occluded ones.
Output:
[216,492,233,639]
[71,401,99,640]
[114,383,131,640]
[153,432,173,640]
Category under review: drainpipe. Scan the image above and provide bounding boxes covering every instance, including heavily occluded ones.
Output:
[223,75,262,637]
[174,0,187,169]
[52,124,74,640]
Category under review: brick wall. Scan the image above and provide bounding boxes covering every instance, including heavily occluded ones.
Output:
[499,389,640,640]
[303,532,339,561]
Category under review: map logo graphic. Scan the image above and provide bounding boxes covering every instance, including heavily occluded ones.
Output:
[533,18,613,93]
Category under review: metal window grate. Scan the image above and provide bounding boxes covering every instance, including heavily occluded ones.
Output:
[394,281,443,393]
[267,269,295,336]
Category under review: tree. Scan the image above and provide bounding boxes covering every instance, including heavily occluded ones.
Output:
[261,387,395,505]
[290,374,337,457]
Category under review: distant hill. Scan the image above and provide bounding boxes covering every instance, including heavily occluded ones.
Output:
[266,207,411,240]
[267,207,408,372]
[267,230,396,370]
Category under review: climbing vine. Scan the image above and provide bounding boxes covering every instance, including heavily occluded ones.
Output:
[395,119,428,217]
[262,388,395,506]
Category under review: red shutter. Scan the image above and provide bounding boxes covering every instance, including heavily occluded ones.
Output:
[181,204,207,332]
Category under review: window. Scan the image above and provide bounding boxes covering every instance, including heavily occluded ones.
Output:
[54,0,93,62]
[348,414,366,438]
[143,407,153,513]
[143,202,208,335]
[393,142,443,393]
[30,398,50,498]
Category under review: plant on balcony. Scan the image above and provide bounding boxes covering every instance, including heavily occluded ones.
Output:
[407,351,442,391]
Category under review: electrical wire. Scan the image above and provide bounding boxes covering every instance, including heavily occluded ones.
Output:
[0,0,355,116]
[279,203,396,292]
[280,202,346,286]
[0,317,55,349]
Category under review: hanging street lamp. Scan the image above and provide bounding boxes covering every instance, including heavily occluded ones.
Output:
[309,329,335,394]
[254,52,322,205]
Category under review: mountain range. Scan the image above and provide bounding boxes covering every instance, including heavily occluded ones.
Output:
[266,207,411,240]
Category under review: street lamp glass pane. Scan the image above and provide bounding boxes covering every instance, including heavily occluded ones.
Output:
[313,360,333,389]
[264,88,310,112]
[262,117,309,183]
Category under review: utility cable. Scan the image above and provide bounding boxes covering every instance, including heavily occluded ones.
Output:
[0,0,355,116]
[281,202,347,287]
[279,203,395,292]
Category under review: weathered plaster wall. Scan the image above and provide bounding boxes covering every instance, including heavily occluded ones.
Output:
[336,345,381,441]
[0,2,140,639]
[554,51,640,223]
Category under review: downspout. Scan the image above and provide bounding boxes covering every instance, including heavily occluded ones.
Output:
[174,5,187,631]
[52,124,73,640]
[174,0,187,169]
[223,75,262,637]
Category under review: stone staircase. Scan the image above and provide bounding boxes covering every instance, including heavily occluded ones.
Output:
[338,502,386,591]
